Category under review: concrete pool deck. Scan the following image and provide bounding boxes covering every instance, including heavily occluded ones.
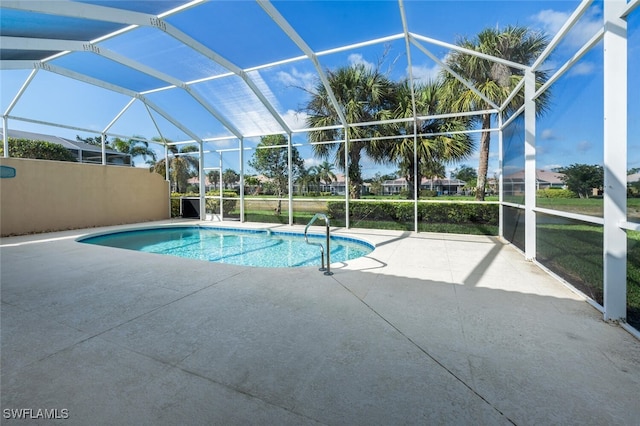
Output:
[1,220,639,425]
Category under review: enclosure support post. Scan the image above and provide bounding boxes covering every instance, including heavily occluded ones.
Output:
[101,133,107,165]
[219,152,224,221]
[344,127,350,229]
[603,0,627,321]
[524,69,536,261]
[498,113,504,239]
[239,137,245,223]
[199,140,206,221]
[2,116,8,158]
[288,132,294,226]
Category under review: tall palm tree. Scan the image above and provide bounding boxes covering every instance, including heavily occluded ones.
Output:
[111,136,157,167]
[316,160,337,190]
[441,25,550,200]
[306,63,395,198]
[386,80,474,199]
[150,142,199,193]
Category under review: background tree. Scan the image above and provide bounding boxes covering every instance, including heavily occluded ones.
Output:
[306,63,395,198]
[441,25,550,201]
[558,164,604,198]
[296,166,320,196]
[316,160,337,190]
[207,170,220,190]
[222,169,240,190]
[150,142,199,193]
[451,164,478,183]
[110,136,157,167]
[244,175,260,195]
[249,134,304,214]
[452,164,478,194]
[386,80,474,199]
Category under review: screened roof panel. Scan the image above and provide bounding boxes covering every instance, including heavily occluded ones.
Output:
[97,27,231,82]
[49,51,170,93]
[74,0,191,16]
[0,49,59,61]
[274,1,404,52]
[190,74,287,137]
[165,1,305,70]
[144,87,236,140]
[0,8,125,41]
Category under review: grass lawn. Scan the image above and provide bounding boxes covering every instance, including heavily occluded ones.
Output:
[537,224,640,329]
[537,196,640,220]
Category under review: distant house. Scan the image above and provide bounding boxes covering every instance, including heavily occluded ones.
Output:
[503,169,566,194]
[381,177,466,195]
[1,129,131,166]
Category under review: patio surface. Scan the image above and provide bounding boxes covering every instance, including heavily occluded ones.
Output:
[1,220,639,425]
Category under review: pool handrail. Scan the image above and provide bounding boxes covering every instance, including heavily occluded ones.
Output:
[304,213,333,275]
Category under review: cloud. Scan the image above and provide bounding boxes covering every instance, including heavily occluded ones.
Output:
[541,129,557,140]
[531,6,602,49]
[281,109,309,131]
[304,157,322,168]
[348,53,374,71]
[410,63,441,83]
[276,68,316,92]
[541,163,563,171]
[568,61,596,76]
[576,140,592,153]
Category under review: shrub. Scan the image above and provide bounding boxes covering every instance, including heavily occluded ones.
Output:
[0,138,77,162]
[537,188,577,199]
[419,190,438,198]
[326,201,498,225]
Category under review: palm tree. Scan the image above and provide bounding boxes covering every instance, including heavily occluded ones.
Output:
[150,142,199,193]
[306,63,395,198]
[441,25,550,200]
[386,80,474,199]
[111,136,157,167]
[316,160,337,191]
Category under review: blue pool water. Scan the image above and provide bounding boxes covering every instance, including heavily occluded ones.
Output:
[79,226,373,268]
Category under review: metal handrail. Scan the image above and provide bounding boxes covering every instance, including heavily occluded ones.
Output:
[304,213,333,275]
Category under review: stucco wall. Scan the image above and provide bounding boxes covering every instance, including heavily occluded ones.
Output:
[0,157,170,236]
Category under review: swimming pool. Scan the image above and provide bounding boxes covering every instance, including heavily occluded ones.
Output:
[79,226,374,268]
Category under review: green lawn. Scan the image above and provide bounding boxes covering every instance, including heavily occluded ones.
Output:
[537,224,640,329]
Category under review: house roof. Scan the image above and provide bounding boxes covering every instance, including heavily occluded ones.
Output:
[1,128,124,155]
[503,169,565,184]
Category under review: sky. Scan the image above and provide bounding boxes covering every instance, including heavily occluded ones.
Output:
[1,0,638,180]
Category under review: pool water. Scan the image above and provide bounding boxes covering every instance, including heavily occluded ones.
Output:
[79,226,373,268]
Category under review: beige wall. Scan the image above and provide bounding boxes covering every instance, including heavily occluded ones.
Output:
[0,157,170,236]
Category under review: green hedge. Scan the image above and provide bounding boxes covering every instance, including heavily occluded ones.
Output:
[171,191,238,217]
[326,201,498,224]
[0,138,77,162]
[536,188,576,199]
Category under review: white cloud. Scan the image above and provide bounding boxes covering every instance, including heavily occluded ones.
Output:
[281,109,309,131]
[568,61,596,76]
[541,129,557,140]
[576,140,592,153]
[276,68,316,92]
[348,53,374,71]
[531,6,602,49]
[541,163,563,171]
[304,157,322,168]
[410,63,441,83]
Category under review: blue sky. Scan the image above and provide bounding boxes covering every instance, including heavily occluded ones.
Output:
[1,0,638,179]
